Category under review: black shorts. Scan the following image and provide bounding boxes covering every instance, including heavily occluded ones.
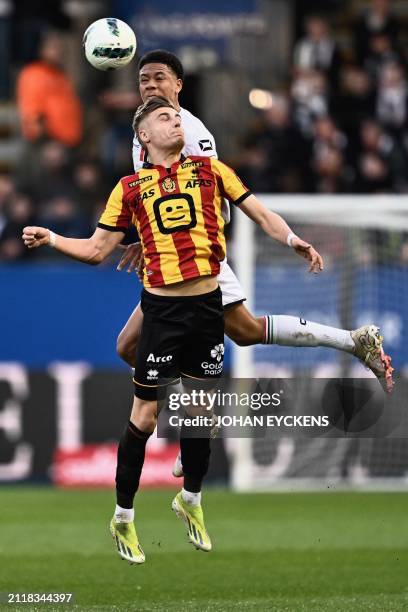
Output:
[134,287,224,400]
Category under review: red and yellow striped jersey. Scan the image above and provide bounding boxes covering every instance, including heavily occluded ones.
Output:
[98,155,251,287]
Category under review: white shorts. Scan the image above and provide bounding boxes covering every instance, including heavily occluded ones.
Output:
[218,259,246,308]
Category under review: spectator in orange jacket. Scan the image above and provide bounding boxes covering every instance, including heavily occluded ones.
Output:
[16,31,83,147]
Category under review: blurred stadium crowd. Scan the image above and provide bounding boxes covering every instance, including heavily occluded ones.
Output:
[236,1,408,196]
[0,0,407,262]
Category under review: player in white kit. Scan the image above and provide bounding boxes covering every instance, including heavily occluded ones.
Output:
[116,50,393,400]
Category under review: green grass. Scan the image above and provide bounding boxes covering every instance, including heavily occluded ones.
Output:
[0,488,408,611]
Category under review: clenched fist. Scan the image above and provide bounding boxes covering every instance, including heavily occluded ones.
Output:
[22,226,51,249]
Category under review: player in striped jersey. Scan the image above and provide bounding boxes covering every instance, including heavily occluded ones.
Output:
[116,50,394,401]
[22,96,323,562]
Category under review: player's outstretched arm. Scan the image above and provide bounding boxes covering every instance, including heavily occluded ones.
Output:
[237,194,324,274]
[22,226,125,265]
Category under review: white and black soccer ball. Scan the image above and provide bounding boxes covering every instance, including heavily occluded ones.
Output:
[83,17,136,71]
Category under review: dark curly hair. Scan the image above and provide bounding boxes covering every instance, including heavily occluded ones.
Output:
[138,49,184,80]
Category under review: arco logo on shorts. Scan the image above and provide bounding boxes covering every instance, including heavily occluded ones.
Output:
[147,353,173,363]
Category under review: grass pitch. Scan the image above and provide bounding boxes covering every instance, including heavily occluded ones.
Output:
[0,488,408,611]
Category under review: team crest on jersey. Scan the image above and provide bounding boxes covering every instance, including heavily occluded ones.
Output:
[162,177,176,193]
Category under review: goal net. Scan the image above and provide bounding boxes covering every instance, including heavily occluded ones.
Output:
[229,195,408,491]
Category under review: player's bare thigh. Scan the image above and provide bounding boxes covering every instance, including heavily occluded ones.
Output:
[116,303,144,366]
[224,302,264,346]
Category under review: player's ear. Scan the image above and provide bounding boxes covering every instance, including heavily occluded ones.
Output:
[175,79,183,95]
[138,127,150,146]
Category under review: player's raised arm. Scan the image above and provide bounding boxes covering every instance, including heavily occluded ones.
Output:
[237,194,323,273]
[22,225,125,264]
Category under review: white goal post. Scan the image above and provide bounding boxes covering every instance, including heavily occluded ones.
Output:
[229,195,408,491]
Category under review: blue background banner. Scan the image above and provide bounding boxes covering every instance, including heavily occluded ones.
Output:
[113,0,266,56]
[0,264,141,367]
[1,264,405,369]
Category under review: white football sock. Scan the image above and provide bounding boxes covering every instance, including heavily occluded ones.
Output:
[181,488,201,506]
[263,315,354,353]
[114,504,134,523]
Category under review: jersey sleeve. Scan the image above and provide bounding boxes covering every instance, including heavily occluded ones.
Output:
[184,136,217,159]
[98,180,132,232]
[183,118,218,159]
[211,159,251,205]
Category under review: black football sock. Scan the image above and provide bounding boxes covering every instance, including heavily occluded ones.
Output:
[115,421,152,509]
[180,435,211,493]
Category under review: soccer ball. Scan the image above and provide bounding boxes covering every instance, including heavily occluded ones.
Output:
[83,17,136,71]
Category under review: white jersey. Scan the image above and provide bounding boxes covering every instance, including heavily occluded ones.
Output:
[132,106,230,223]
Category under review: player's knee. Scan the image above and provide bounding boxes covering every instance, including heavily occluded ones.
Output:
[131,408,157,434]
[136,414,157,434]
[130,398,157,434]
